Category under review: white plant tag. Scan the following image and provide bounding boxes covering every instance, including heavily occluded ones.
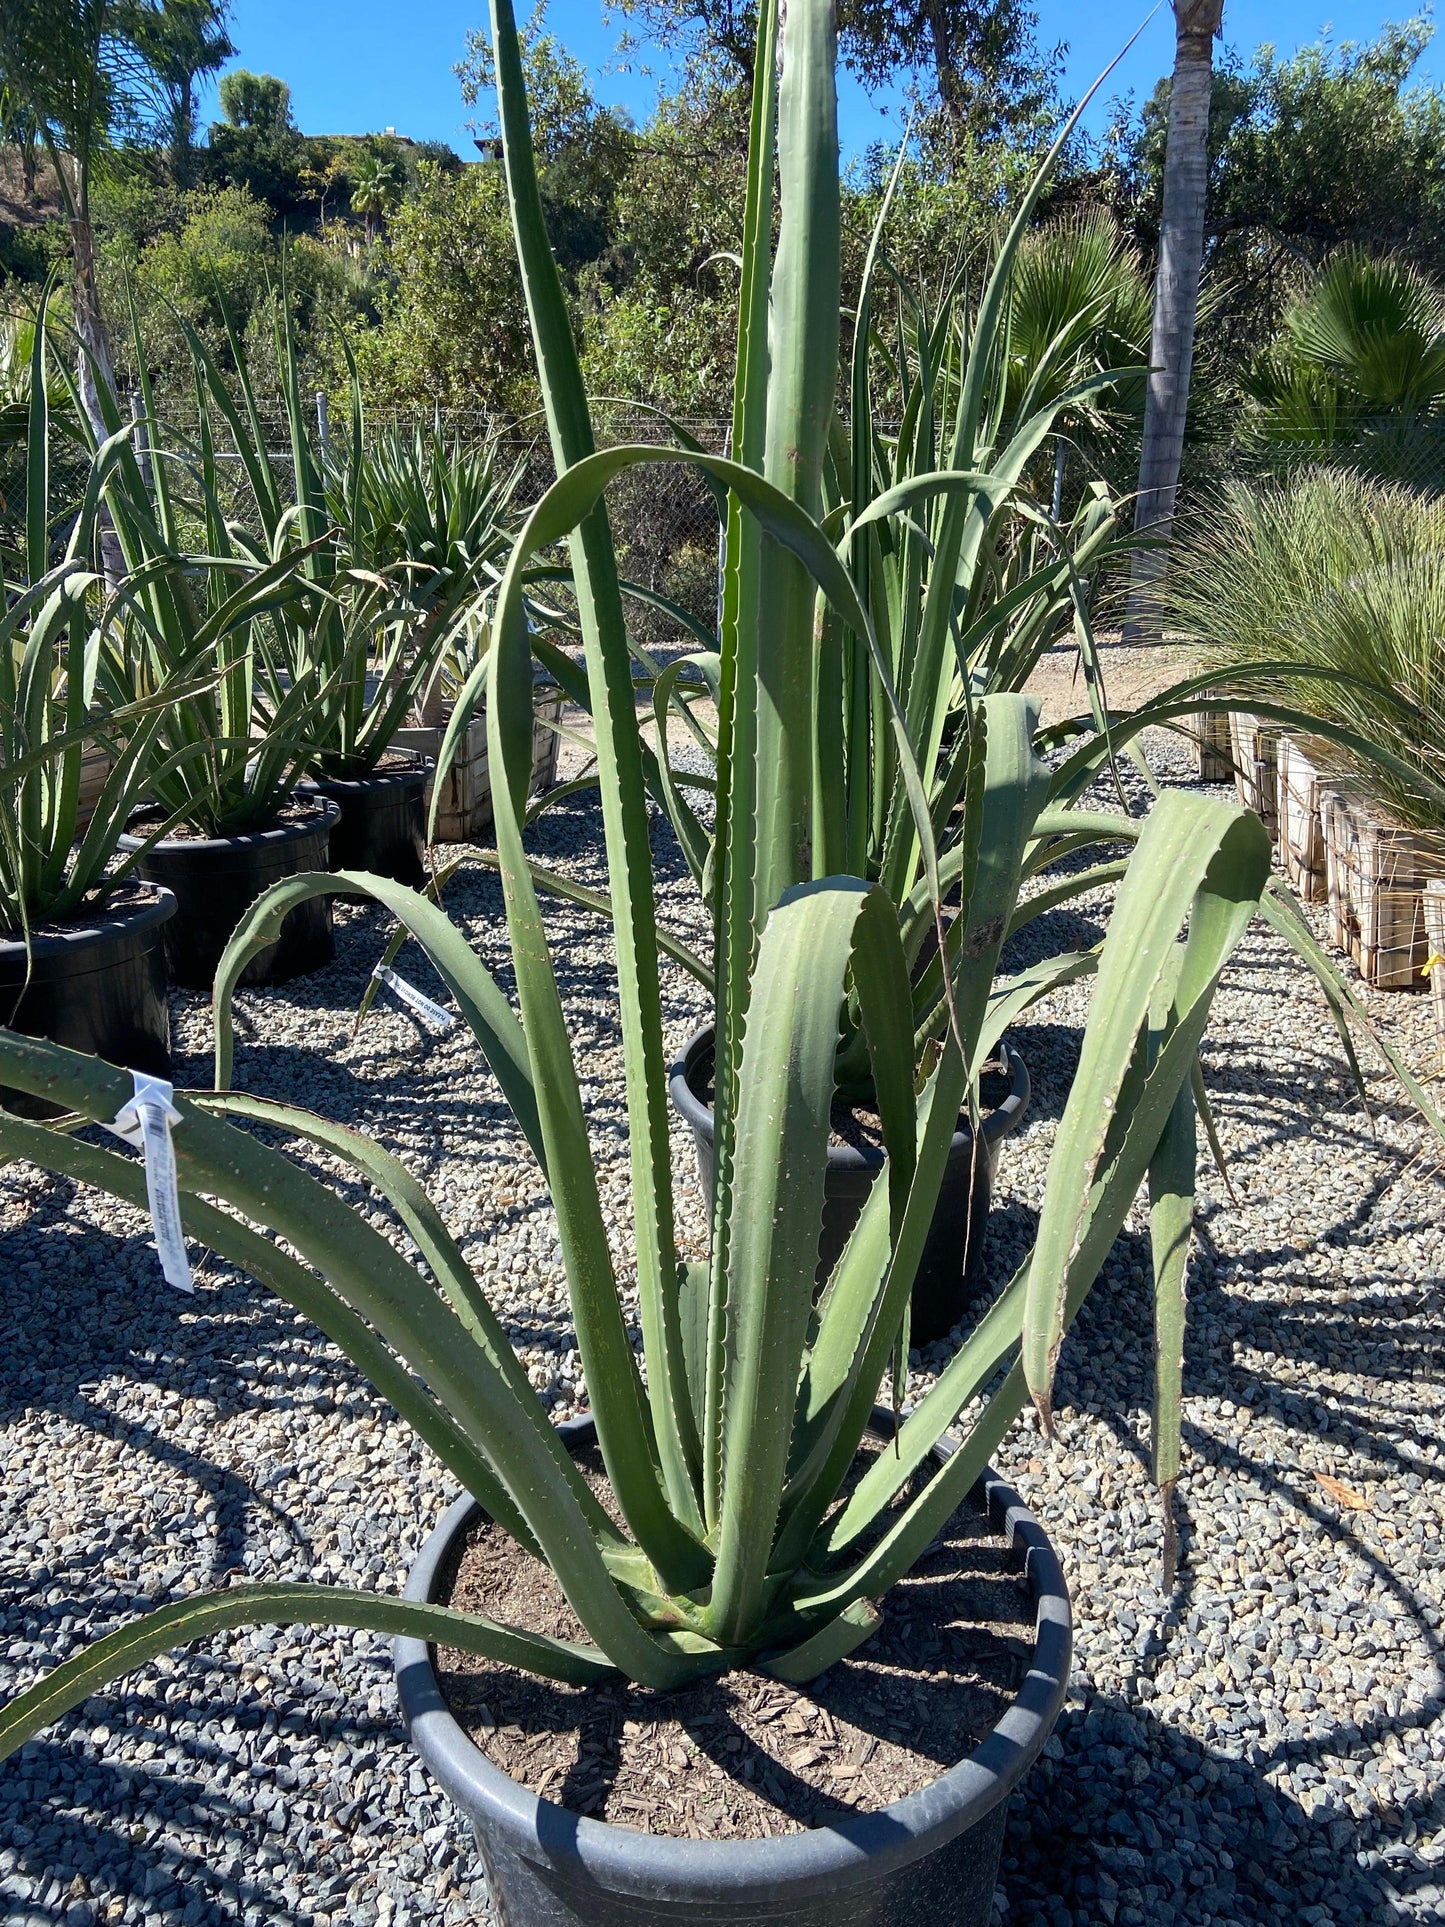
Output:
[371,963,456,1032]
[106,1073,194,1294]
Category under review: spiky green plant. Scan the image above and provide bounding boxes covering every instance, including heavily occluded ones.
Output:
[163,291,462,779]
[51,295,332,838]
[510,159,1141,1099]
[324,418,523,725]
[0,288,217,934]
[0,2,1409,1783]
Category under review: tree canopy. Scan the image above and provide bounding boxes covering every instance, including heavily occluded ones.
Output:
[613,0,1062,147]
[1116,20,1445,350]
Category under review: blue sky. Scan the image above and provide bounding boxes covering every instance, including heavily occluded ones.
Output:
[204,1,1443,160]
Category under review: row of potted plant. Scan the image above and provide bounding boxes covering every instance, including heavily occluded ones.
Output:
[1,284,541,1091]
[2,6,1441,1922]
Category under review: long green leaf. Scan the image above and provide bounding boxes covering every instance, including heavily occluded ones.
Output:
[211,871,542,1161]
[1022,795,1271,1425]
[0,1581,617,1763]
[1149,1080,1195,1586]
[0,1032,694,1686]
[491,0,705,1541]
[708,878,915,1645]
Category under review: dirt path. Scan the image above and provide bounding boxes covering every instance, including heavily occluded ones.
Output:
[1021,635,1198,728]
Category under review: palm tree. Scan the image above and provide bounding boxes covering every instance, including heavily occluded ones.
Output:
[351,154,401,245]
[1243,251,1445,485]
[0,0,154,427]
[1125,0,1224,640]
[1004,209,1152,439]
[139,0,234,187]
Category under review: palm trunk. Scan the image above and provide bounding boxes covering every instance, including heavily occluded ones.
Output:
[1125,0,1222,640]
[44,139,119,436]
[169,81,196,187]
[71,205,119,435]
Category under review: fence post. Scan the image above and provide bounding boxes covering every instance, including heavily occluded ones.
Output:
[130,387,152,491]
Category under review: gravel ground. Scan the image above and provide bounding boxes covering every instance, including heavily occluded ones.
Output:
[1,731,1441,1927]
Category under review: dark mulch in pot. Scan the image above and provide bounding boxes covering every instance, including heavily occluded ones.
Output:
[436,1443,1033,1840]
[124,797,327,841]
[0,879,163,943]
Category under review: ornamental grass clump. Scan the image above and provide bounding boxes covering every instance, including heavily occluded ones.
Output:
[1167,469,1445,842]
[0,0,1418,1772]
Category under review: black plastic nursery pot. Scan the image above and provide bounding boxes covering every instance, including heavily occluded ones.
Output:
[297,755,430,889]
[395,1411,1071,1927]
[0,886,176,1117]
[118,799,341,992]
[669,1027,1031,1347]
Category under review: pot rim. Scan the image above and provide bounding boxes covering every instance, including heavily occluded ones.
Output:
[0,883,178,961]
[118,795,341,856]
[669,1024,1031,1170]
[395,1410,1070,1903]
[297,754,433,794]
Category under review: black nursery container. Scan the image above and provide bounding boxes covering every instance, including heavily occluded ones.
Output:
[395,1410,1071,1927]
[670,1027,1030,1345]
[0,887,176,1116]
[118,799,340,991]
[297,755,430,888]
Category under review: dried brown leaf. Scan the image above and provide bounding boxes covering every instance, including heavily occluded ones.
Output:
[1313,1471,1370,1511]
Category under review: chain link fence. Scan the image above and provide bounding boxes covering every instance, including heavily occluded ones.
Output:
[12,382,1441,637]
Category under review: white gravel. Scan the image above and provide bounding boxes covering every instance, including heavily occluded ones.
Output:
[1,732,1441,1927]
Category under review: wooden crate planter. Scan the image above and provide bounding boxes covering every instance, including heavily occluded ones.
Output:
[1276,735,1332,902]
[396,694,563,843]
[1426,880,1445,1067]
[1322,787,1441,990]
[1227,710,1281,841]
[76,744,114,833]
[1188,696,1233,782]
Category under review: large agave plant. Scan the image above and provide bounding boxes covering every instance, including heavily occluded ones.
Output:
[0,0,1369,1767]
[503,122,1144,1105]
[1,289,233,934]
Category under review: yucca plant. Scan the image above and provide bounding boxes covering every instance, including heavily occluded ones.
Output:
[0,0,1370,1780]
[324,417,523,725]
[0,291,216,936]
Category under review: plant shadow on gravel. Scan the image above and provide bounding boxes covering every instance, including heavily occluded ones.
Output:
[5,1699,410,1927]
[0,1177,368,1551]
[1001,1682,1439,1926]
[980,1221,1443,1927]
